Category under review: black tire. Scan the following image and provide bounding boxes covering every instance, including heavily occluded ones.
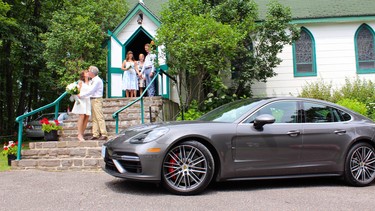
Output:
[344,142,375,186]
[161,140,215,195]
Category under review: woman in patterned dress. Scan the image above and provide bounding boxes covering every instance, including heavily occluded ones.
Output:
[121,51,141,97]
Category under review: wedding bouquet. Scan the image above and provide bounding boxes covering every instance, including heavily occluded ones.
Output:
[66,82,79,95]
[125,62,134,70]
[66,82,81,104]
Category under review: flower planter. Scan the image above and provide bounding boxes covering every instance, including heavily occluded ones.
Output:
[44,130,58,141]
[8,154,16,166]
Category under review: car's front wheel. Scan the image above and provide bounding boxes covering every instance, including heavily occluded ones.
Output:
[162,140,215,195]
[344,142,375,186]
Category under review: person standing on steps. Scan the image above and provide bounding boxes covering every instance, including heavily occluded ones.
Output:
[137,53,146,96]
[121,51,141,98]
[140,43,156,96]
[79,66,108,140]
[71,70,91,141]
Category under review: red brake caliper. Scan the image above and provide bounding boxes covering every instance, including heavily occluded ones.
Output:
[168,152,178,181]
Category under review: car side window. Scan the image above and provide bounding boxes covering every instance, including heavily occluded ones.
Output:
[303,102,351,123]
[303,102,331,123]
[244,101,298,123]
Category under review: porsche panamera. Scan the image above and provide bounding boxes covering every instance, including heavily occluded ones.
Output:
[102,97,375,195]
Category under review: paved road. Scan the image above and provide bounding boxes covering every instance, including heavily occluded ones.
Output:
[1,170,374,211]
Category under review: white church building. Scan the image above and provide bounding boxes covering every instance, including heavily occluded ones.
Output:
[106,0,375,102]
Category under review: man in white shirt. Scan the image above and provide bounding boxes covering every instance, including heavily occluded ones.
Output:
[140,43,156,96]
[79,66,108,140]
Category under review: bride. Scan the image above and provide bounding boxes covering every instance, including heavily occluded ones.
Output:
[71,70,91,141]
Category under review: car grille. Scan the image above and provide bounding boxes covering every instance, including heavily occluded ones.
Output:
[104,149,142,174]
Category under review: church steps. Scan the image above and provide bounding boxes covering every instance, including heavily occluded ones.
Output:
[12,97,175,171]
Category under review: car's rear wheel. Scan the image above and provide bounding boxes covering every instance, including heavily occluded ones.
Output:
[162,140,215,195]
[344,142,375,186]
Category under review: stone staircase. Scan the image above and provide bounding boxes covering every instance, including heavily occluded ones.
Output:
[11,97,178,171]
[61,96,165,141]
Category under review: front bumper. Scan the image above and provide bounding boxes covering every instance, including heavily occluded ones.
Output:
[101,142,166,182]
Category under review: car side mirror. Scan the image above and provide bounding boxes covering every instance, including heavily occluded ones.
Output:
[253,114,275,130]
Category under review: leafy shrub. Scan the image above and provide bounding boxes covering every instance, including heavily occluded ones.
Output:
[177,100,204,121]
[332,78,375,103]
[298,80,332,101]
[336,98,367,116]
[299,78,375,120]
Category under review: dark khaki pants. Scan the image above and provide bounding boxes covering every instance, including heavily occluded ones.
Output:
[91,98,107,137]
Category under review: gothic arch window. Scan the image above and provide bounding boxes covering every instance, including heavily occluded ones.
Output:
[293,27,316,77]
[355,24,375,73]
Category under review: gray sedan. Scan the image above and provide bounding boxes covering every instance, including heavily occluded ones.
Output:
[102,97,375,195]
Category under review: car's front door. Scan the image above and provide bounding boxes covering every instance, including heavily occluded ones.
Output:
[233,100,303,177]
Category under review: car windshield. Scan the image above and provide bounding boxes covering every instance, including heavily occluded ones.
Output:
[198,99,265,122]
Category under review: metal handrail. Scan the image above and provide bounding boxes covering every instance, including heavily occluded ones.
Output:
[14,92,68,160]
[112,69,169,134]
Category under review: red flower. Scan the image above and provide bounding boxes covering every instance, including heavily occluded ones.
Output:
[4,147,8,151]
[54,119,60,125]
[40,118,50,125]
[11,143,15,147]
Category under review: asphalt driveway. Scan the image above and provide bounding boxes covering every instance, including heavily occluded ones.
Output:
[1,170,375,210]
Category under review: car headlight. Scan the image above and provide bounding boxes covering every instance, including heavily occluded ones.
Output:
[129,127,169,144]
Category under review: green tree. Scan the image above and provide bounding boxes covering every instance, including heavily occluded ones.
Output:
[0,0,128,135]
[157,0,299,111]
[43,0,129,88]
[213,0,299,96]
[157,0,242,109]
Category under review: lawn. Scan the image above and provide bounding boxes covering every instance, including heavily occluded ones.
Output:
[0,140,33,172]
[0,155,11,171]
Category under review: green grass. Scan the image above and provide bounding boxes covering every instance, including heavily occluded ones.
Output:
[0,140,32,172]
[0,155,11,171]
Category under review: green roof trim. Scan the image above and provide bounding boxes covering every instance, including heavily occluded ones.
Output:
[291,16,375,24]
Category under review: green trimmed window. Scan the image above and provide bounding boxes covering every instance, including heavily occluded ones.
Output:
[355,24,375,73]
[293,27,316,77]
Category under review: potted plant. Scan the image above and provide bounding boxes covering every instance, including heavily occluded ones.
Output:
[40,118,63,141]
[2,141,21,166]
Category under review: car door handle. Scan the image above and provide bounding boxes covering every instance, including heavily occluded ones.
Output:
[334,130,346,135]
[287,130,300,137]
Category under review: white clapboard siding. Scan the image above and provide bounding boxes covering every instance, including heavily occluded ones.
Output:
[252,21,375,97]
[111,37,123,68]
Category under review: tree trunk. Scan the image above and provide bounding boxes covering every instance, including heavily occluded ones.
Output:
[3,40,14,133]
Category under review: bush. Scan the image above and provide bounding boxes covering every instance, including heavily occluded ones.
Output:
[336,98,367,116]
[332,78,375,103]
[298,80,332,101]
[177,100,204,121]
[299,78,375,120]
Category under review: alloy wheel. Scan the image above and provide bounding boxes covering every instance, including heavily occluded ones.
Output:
[350,146,375,184]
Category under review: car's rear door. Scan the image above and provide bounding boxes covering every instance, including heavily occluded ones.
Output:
[299,101,354,174]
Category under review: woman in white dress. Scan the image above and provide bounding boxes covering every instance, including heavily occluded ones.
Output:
[71,70,91,141]
[121,51,141,97]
